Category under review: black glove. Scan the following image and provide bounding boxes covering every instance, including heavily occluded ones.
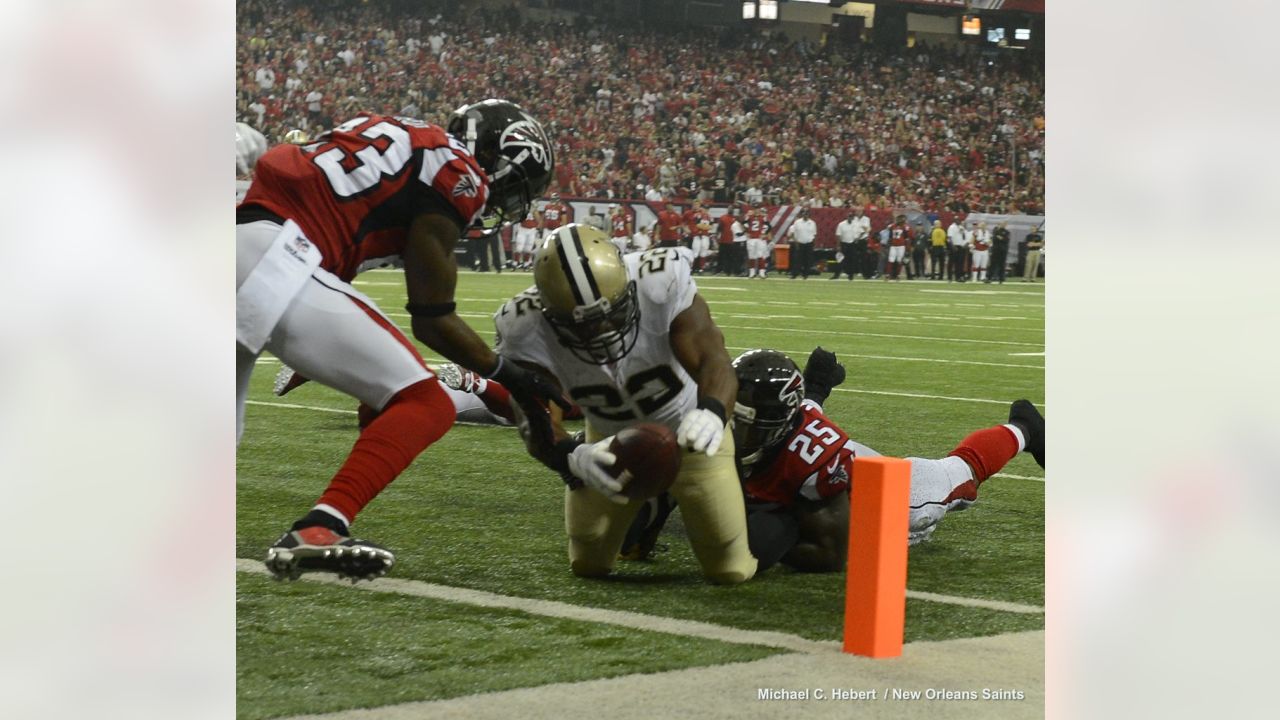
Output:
[488,356,570,451]
[803,346,846,405]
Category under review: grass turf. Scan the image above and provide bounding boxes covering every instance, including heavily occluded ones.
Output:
[237,270,1044,714]
[237,573,782,720]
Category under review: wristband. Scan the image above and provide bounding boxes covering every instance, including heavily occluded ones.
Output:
[404,302,456,318]
[697,396,727,425]
[549,437,584,477]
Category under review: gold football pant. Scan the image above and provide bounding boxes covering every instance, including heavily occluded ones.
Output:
[565,424,758,585]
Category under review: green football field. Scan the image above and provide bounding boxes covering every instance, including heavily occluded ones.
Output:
[236,268,1045,719]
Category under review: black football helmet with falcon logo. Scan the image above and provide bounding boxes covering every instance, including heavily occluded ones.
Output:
[448,99,554,227]
[731,349,805,469]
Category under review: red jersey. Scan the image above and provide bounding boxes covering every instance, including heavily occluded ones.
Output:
[240,115,488,281]
[716,214,738,245]
[745,213,767,240]
[742,401,856,508]
[972,233,990,251]
[610,213,631,238]
[889,222,911,248]
[519,212,539,230]
[684,209,712,237]
[656,210,684,242]
[541,202,571,230]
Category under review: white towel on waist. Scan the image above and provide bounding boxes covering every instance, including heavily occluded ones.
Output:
[236,220,323,353]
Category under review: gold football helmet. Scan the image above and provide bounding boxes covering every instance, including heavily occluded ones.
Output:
[282,128,311,144]
[534,224,639,364]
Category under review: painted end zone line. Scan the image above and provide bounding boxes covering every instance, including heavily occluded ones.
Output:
[236,559,835,655]
[237,560,1042,649]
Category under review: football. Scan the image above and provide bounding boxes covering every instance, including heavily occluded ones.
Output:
[609,423,682,500]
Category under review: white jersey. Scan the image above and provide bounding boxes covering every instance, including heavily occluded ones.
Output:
[494,246,699,437]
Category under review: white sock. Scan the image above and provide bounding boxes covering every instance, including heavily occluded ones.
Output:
[314,503,351,529]
[1003,423,1027,453]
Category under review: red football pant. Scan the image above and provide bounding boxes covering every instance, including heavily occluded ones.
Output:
[318,378,455,523]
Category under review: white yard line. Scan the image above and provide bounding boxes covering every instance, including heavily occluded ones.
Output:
[993,472,1045,482]
[831,388,1040,406]
[237,558,1043,641]
[277,630,1045,720]
[245,400,355,415]
[719,347,1043,370]
[717,325,1044,348]
[236,559,836,655]
[904,591,1042,615]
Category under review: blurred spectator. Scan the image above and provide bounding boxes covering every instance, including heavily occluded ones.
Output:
[911,222,929,280]
[990,221,1011,284]
[971,222,991,283]
[831,208,863,281]
[236,2,1044,213]
[930,220,947,280]
[947,215,968,282]
[1023,225,1044,282]
[788,208,817,280]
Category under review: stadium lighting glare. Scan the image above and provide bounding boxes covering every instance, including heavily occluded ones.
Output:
[742,1,756,20]
[759,0,778,20]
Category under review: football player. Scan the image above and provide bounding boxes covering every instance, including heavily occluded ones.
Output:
[608,205,632,256]
[744,205,770,278]
[624,348,1045,573]
[512,207,541,270]
[683,199,713,274]
[237,99,565,581]
[493,224,757,585]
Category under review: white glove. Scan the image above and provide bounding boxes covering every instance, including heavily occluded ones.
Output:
[236,122,268,175]
[677,408,725,456]
[568,438,629,505]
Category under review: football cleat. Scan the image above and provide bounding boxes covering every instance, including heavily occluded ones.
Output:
[435,362,464,391]
[264,526,394,582]
[272,365,309,397]
[1008,399,1045,469]
[619,493,676,561]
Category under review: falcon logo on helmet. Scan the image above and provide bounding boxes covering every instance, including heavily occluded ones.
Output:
[730,349,805,469]
[447,99,554,228]
[533,224,640,364]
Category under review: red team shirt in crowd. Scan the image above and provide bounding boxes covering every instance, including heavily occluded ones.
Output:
[656,209,684,243]
[717,214,738,245]
[742,400,856,508]
[239,114,489,282]
[889,222,911,248]
[541,202,570,230]
[684,208,712,237]
[610,212,631,238]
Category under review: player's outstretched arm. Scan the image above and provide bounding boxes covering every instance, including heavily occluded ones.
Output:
[401,212,497,370]
[670,294,737,455]
[402,213,567,445]
[782,492,850,573]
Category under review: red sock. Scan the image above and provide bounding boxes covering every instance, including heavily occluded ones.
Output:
[478,378,515,423]
[317,379,455,523]
[947,425,1020,485]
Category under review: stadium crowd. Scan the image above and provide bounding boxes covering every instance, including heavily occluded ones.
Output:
[237,0,1044,216]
